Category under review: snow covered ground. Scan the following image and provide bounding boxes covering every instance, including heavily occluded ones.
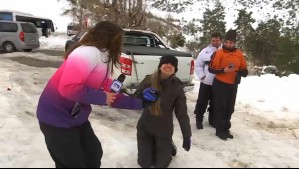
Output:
[0,36,298,167]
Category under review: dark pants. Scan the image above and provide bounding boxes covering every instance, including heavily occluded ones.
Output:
[194,82,214,125]
[137,129,172,168]
[39,121,103,168]
[212,79,238,134]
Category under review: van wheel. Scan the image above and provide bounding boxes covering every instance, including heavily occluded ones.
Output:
[3,42,16,53]
[24,49,33,52]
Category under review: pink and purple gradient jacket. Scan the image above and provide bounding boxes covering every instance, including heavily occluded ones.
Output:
[37,46,142,128]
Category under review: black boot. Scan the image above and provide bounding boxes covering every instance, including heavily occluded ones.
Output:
[195,114,203,129]
[196,121,203,129]
[171,140,177,156]
[209,120,215,128]
[216,132,227,140]
[226,131,234,139]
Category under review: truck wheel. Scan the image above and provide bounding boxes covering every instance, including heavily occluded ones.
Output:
[125,88,136,95]
[3,42,16,53]
[24,49,33,52]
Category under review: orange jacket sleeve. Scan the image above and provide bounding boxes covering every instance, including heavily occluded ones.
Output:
[208,51,225,74]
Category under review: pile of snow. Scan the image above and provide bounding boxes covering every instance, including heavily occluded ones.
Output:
[39,35,72,50]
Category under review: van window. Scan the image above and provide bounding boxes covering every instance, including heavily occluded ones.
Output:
[35,20,42,28]
[67,25,80,31]
[21,23,37,33]
[0,22,18,32]
[0,12,13,21]
[67,25,74,30]
[15,15,55,33]
[46,20,55,32]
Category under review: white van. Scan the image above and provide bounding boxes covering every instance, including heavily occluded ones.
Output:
[0,20,40,52]
[0,10,55,37]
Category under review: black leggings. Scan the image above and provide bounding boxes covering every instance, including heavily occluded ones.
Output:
[137,129,172,168]
[39,121,103,168]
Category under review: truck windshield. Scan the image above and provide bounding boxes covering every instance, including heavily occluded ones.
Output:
[123,32,166,48]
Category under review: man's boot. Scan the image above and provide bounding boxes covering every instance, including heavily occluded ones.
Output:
[195,114,203,129]
[216,132,228,140]
[196,120,203,129]
[226,130,234,139]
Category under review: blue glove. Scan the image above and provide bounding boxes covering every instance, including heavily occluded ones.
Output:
[142,87,158,102]
[182,137,191,151]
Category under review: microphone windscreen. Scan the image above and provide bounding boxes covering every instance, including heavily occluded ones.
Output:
[117,74,126,83]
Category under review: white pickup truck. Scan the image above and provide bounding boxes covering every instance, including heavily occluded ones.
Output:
[65,29,194,94]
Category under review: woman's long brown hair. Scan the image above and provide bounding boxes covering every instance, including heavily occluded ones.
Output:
[64,21,124,74]
[150,70,162,116]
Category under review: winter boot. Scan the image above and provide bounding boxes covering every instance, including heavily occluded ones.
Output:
[196,121,203,129]
[216,132,227,140]
[226,131,234,139]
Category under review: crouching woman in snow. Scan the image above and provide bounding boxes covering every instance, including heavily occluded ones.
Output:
[134,55,192,168]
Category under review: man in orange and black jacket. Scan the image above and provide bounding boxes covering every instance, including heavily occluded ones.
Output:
[208,30,248,140]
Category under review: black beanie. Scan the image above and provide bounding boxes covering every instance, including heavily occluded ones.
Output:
[158,55,178,73]
[225,30,237,43]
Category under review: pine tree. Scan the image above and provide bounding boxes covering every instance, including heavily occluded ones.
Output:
[183,20,198,36]
[169,32,186,48]
[234,9,255,53]
[199,0,226,48]
[150,0,193,13]
[274,25,299,74]
[251,19,281,65]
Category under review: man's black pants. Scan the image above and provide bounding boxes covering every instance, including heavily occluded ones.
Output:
[194,82,214,125]
[212,79,238,134]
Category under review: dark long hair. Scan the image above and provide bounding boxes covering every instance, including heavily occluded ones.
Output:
[65,21,124,73]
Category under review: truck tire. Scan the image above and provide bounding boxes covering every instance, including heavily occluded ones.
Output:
[3,42,16,53]
[125,88,136,95]
[24,49,33,52]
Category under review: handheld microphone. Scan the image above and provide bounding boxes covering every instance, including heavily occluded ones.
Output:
[70,74,126,118]
[110,74,126,93]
